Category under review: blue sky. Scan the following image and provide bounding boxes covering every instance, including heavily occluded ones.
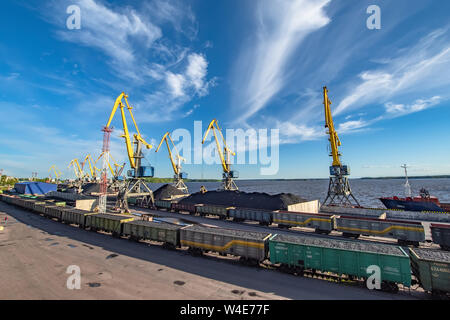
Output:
[1,0,450,179]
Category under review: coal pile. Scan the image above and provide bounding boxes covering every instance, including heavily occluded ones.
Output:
[81,183,114,194]
[179,190,306,210]
[153,184,186,200]
[413,248,450,263]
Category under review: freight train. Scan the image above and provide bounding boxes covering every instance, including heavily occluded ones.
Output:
[155,200,432,247]
[1,194,449,297]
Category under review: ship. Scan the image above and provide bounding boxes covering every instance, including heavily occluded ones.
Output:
[380,188,450,213]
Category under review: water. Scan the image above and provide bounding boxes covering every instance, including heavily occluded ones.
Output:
[148,178,450,208]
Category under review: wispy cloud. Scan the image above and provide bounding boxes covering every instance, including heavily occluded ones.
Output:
[384,96,442,117]
[231,0,331,123]
[335,28,450,116]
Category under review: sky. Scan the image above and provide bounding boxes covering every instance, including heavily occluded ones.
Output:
[1,0,450,180]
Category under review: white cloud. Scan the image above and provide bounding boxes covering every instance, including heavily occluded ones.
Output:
[186,53,209,96]
[166,72,186,97]
[57,0,161,69]
[385,96,442,117]
[335,29,450,116]
[231,0,331,123]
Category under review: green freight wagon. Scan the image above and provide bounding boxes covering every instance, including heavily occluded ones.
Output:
[196,204,230,219]
[228,207,273,225]
[154,199,173,210]
[45,205,69,221]
[273,211,334,233]
[269,234,411,291]
[85,214,135,237]
[410,248,450,295]
[180,225,271,263]
[61,208,97,228]
[122,220,182,247]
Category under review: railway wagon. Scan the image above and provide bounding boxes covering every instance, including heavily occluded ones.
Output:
[269,234,411,292]
[196,204,230,219]
[122,220,182,248]
[334,215,425,246]
[228,207,273,226]
[85,214,135,237]
[180,225,271,263]
[45,205,69,221]
[410,248,450,295]
[273,211,334,234]
[0,194,14,204]
[171,202,197,214]
[61,209,97,228]
[154,199,173,210]
[430,224,450,251]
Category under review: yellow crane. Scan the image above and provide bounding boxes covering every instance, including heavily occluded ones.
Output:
[106,92,153,173]
[81,154,100,180]
[105,92,155,212]
[202,119,238,190]
[48,165,62,182]
[155,132,188,193]
[95,152,125,178]
[68,159,84,180]
[322,86,359,206]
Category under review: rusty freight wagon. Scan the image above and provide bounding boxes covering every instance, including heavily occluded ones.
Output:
[180,225,271,263]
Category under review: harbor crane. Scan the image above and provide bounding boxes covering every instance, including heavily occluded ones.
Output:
[95,152,125,178]
[202,119,238,191]
[155,132,188,193]
[322,86,360,207]
[68,159,85,193]
[48,165,62,182]
[81,154,100,181]
[105,92,155,213]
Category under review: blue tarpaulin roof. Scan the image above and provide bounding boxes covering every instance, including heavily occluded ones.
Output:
[14,182,57,195]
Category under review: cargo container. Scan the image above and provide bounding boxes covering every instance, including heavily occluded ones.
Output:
[61,208,97,228]
[180,225,271,263]
[410,248,450,295]
[430,224,450,251]
[196,204,230,219]
[122,220,182,247]
[269,234,411,291]
[273,211,334,233]
[85,214,135,237]
[228,207,273,225]
[335,215,425,245]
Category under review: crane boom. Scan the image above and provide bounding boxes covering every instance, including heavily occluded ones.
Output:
[105,92,153,169]
[202,119,238,190]
[68,159,83,179]
[155,132,185,175]
[323,87,341,167]
[202,119,235,173]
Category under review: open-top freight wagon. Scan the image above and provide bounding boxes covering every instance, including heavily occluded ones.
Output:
[430,224,450,251]
[334,215,425,246]
[180,225,271,264]
[269,234,412,292]
[410,248,450,296]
